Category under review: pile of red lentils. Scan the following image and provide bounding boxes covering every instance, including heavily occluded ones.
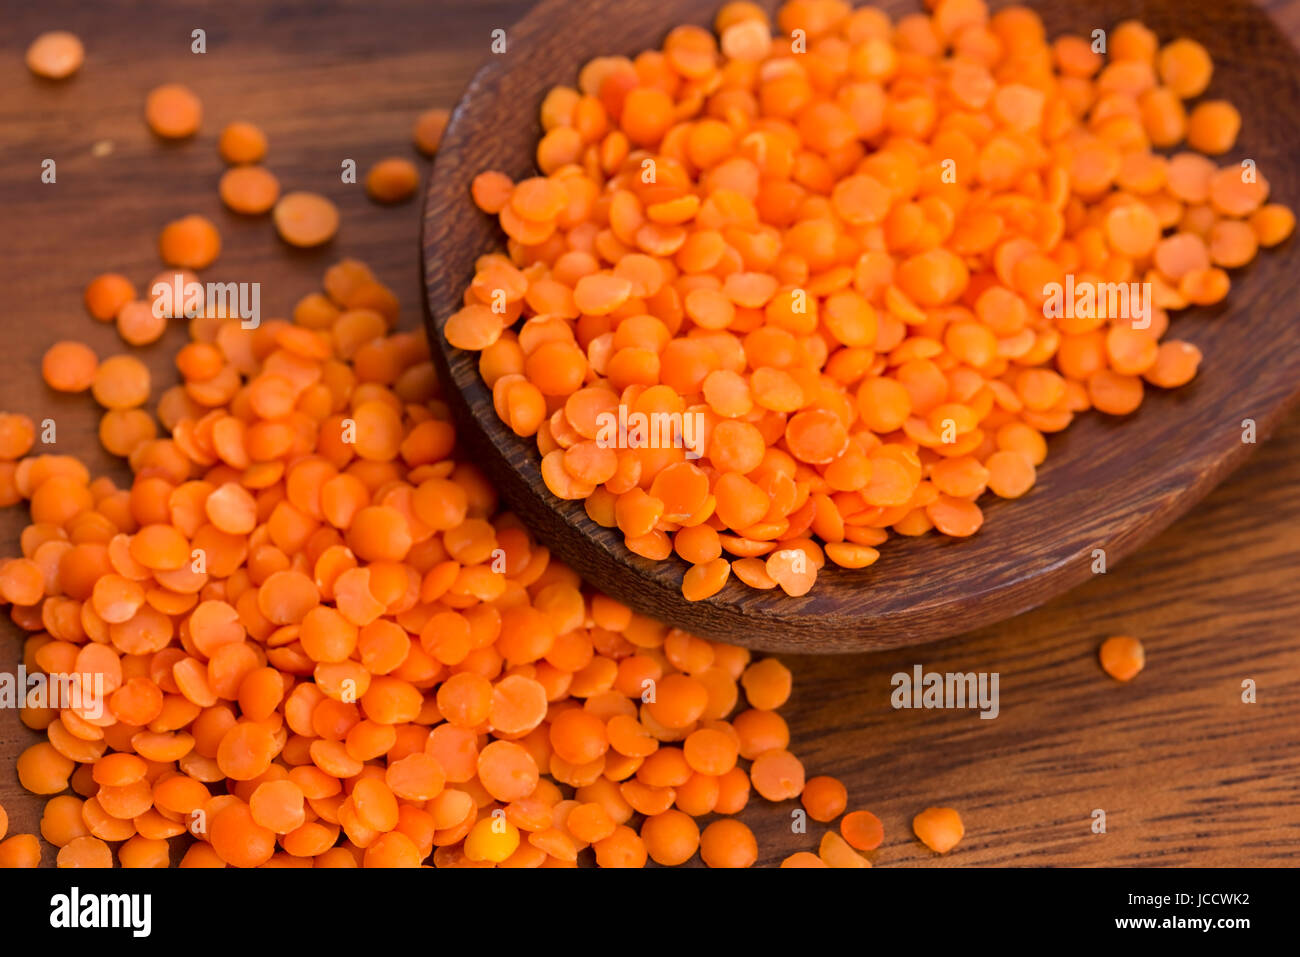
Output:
[447,0,1293,603]
[3,237,912,866]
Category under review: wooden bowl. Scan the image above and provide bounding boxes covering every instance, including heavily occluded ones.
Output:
[422,0,1300,653]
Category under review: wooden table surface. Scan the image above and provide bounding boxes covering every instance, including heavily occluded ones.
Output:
[1,0,1297,867]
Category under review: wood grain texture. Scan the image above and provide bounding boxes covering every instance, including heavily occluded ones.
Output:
[0,0,1297,867]
[424,0,1300,651]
